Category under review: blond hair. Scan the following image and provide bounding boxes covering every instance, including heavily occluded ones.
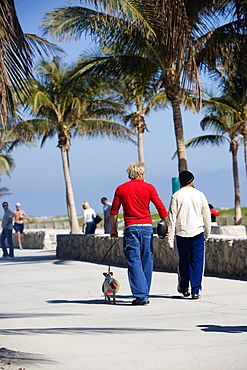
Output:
[126,162,146,179]
[82,201,90,209]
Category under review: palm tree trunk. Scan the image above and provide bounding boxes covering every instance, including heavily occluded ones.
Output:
[66,188,72,229]
[138,130,144,163]
[243,118,247,178]
[170,96,188,172]
[230,141,242,225]
[60,147,81,234]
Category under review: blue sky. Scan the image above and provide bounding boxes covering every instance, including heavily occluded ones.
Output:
[3,0,246,217]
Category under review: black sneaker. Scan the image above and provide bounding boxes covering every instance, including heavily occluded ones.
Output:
[132,299,149,306]
[177,287,190,297]
[182,291,190,297]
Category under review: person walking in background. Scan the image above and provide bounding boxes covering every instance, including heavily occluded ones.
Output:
[209,204,221,226]
[1,202,14,258]
[110,162,168,306]
[101,197,112,234]
[12,202,29,249]
[168,171,211,300]
[82,201,96,235]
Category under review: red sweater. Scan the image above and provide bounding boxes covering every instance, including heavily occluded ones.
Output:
[210,208,221,216]
[110,179,168,226]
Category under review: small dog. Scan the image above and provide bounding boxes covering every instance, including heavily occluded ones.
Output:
[102,272,118,304]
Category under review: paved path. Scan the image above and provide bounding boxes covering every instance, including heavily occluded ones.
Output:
[0,249,247,369]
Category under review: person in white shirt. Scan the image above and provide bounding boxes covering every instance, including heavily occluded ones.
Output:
[82,201,96,234]
[168,171,211,300]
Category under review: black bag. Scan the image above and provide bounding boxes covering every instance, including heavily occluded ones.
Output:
[94,214,102,224]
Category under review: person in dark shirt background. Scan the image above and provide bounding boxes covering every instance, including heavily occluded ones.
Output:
[209,204,221,225]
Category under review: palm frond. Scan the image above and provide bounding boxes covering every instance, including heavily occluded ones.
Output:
[172,133,227,159]
[185,135,227,148]
[0,154,15,175]
[42,4,156,43]
[74,118,136,143]
[200,115,229,133]
[24,34,64,57]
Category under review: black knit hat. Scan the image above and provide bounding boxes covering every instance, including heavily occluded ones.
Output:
[179,171,194,187]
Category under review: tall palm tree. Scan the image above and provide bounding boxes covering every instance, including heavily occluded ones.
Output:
[185,97,243,225]
[20,58,134,234]
[41,0,246,173]
[110,64,168,163]
[0,0,63,126]
[222,58,247,179]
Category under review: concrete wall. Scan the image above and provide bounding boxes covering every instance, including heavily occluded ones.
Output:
[211,225,247,236]
[12,229,70,249]
[56,234,247,278]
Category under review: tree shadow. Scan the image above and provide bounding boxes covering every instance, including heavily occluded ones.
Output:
[0,327,182,336]
[0,347,56,367]
[0,312,82,320]
[197,324,247,333]
[0,253,56,265]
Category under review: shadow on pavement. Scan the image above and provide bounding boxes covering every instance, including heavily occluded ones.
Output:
[0,347,56,368]
[0,327,182,335]
[197,324,247,333]
[46,294,183,306]
[47,298,134,305]
[0,253,56,265]
[0,313,82,320]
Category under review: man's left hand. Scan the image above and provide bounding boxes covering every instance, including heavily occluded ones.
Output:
[110,230,118,238]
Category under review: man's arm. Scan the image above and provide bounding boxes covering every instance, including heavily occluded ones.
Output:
[21,211,29,219]
[202,195,211,240]
[5,213,13,229]
[110,214,118,238]
[167,195,177,250]
[110,189,120,238]
[150,186,168,219]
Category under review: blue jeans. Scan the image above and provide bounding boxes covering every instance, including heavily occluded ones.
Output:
[1,228,14,257]
[123,225,153,302]
[176,232,205,295]
[85,221,96,235]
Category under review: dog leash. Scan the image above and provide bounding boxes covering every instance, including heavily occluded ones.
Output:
[101,238,117,266]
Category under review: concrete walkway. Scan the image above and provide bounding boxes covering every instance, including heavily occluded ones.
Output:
[0,249,247,370]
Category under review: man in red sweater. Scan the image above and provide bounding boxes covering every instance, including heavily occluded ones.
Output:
[110,162,168,305]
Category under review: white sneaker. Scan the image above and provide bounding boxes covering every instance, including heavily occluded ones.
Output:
[19,245,23,249]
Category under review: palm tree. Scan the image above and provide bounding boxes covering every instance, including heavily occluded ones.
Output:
[221,57,247,179]
[20,58,134,234]
[41,1,246,173]
[185,97,242,225]
[0,0,63,126]
[73,53,168,163]
[110,64,168,163]
[199,25,247,179]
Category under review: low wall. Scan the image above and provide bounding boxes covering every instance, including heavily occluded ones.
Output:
[211,225,247,236]
[56,234,247,278]
[12,229,69,250]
